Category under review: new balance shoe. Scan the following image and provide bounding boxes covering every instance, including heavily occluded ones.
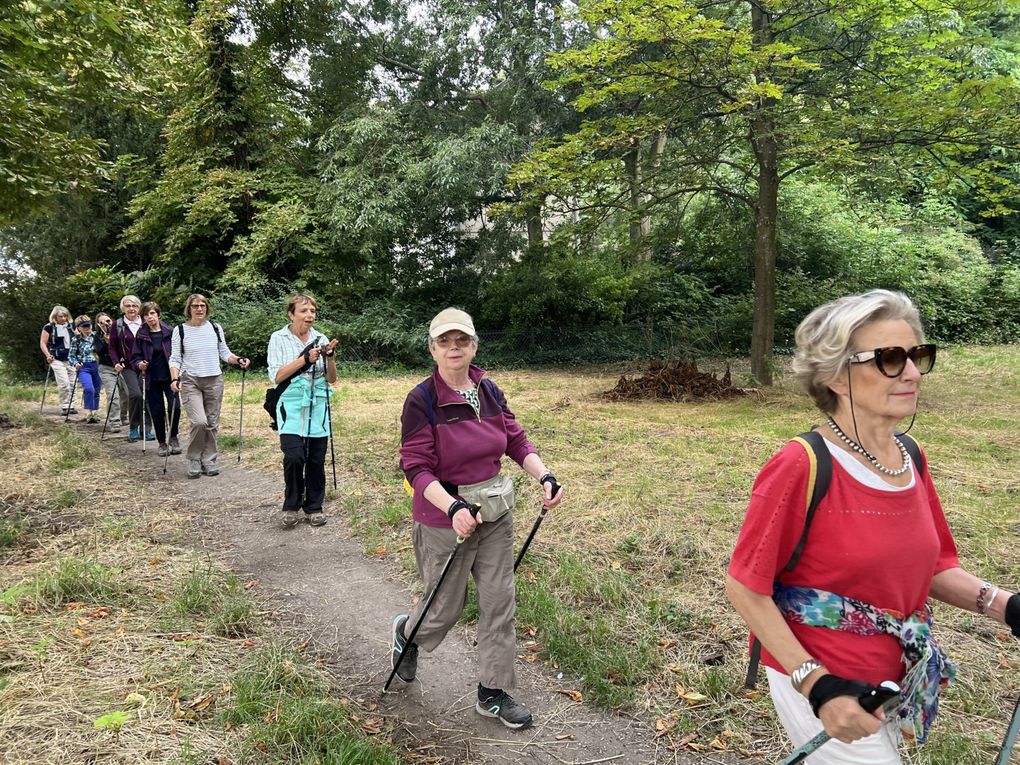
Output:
[476,686,533,729]
[390,614,418,683]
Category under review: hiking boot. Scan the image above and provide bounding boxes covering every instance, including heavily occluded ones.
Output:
[390,614,418,683]
[281,511,300,529]
[202,461,219,477]
[188,460,202,479]
[476,686,533,729]
[109,423,121,433]
[168,437,181,455]
[157,443,169,457]
[143,430,156,441]
[308,513,326,527]
[128,427,140,442]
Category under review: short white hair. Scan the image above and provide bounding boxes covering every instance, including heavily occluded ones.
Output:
[120,294,141,311]
[792,289,925,413]
[49,305,70,323]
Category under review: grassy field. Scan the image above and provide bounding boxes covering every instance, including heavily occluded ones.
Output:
[3,344,1018,763]
[0,388,401,764]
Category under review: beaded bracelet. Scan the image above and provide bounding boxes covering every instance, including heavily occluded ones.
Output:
[977,581,994,615]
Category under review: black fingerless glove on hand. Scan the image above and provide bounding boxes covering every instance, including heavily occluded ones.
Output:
[808,674,876,718]
[1005,593,1020,638]
[447,499,474,520]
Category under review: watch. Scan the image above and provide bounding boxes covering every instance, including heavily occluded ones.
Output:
[790,659,824,694]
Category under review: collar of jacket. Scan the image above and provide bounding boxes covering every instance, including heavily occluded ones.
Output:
[431,364,486,407]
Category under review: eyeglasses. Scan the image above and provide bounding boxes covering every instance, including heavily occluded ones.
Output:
[191,303,207,309]
[435,335,474,348]
[847,344,937,378]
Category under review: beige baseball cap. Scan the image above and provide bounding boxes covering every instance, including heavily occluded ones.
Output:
[429,307,475,338]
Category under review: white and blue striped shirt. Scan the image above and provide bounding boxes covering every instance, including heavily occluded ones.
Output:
[169,322,234,377]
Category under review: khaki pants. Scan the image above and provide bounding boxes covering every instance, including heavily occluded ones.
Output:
[98,365,121,424]
[180,373,224,464]
[49,359,73,410]
[409,512,517,690]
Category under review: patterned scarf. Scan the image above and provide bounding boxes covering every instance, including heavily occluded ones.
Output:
[773,583,956,744]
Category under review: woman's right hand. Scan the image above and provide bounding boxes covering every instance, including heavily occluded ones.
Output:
[138,361,148,372]
[114,362,124,372]
[819,695,884,742]
[452,507,482,538]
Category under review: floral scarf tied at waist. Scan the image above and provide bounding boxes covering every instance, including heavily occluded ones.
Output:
[773,583,957,744]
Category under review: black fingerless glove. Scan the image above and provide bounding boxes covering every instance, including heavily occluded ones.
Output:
[1005,593,1020,638]
[808,674,875,718]
[447,499,474,520]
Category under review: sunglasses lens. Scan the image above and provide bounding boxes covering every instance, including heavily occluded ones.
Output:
[876,347,907,377]
[912,345,936,375]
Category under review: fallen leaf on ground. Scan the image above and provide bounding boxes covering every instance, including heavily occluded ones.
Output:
[655,718,677,737]
[64,601,85,611]
[555,734,575,741]
[710,737,727,750]
[86,606,111,619]
[556,689,583,702]
[361,717,385,734]
[244,579,259,589]
[681,691,708,705]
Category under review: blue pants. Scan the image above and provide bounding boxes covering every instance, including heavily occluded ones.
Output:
[77,361,101,411]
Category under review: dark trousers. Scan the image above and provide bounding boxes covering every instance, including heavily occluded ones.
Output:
[121,367,145,429]
[146,378,180,444]
[280,434,327,514]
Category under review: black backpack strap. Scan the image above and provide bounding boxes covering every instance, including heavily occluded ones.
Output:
[897,432,926,478]
[744,429,832,689]
[177,324,185,357]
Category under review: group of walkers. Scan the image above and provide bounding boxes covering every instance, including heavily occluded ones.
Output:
[36,288,1020,762]
[40,294,250,477]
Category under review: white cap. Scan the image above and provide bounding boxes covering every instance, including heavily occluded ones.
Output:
[429,307,475,338]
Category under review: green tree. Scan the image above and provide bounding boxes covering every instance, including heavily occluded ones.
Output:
[513,0,1020,382]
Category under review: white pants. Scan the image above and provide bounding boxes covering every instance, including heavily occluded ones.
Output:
[49,359,73,410]
[766,667,903,765]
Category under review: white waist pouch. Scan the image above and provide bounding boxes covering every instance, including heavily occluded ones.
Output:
[458,474,516,523]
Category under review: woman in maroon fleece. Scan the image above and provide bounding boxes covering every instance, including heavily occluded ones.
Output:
[391,308,563,730]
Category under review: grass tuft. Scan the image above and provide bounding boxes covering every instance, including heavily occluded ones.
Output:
[31,557,125,607]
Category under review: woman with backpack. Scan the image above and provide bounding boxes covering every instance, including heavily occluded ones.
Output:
[390,308,563,731]
[266,293,338,528]
[94,312,122,432]
[131,302,180,458]
[68,315,102,423]
[168,293,249,479]
[726,289,1019,763]
[39,305,76,416]
[109,294,153,442]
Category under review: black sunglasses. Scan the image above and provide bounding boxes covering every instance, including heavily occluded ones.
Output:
[847,344,937,378]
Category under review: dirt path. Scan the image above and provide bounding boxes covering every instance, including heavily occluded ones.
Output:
[105,429,744,765]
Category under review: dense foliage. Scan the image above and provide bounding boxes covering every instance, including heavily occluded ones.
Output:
[1,0,1019,379]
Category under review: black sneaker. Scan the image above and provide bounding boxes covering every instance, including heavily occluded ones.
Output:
[476,686,533,729]
[390,614,418,683]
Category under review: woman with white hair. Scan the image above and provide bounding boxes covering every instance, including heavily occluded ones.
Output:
[726,289,1019,763]
[108,294,153,442]
[39,305,76,415]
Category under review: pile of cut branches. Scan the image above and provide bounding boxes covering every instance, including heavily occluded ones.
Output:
[603,359,746,402]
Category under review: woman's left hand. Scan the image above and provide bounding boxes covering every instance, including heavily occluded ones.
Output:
[237,357,251,369]
[323,339,339,358]
[541,475,564,509]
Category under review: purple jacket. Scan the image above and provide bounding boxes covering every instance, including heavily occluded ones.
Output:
[131,320,174,382]
[400,365,536,528]
[108,316,140,367]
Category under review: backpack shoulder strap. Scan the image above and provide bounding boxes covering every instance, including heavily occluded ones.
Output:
[213,323,222,343]
[744,428,832,690]
[896,432,926,478]
[177,324,186,356]
[416,382,435,428]
[784,429,833,572]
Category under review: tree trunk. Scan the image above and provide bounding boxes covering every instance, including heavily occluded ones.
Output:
[525,203,544,249]
[750,2,778,386]
[624,139,653,260]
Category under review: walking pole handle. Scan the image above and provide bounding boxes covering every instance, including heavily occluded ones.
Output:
[779,681,900,765]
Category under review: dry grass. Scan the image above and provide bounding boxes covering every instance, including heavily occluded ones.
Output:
[0,393,399,765]
[215,346,1020,762]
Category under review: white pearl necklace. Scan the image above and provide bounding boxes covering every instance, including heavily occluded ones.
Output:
[826,417,912,477]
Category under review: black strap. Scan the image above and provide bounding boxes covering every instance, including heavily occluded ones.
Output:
[177,322,222,358]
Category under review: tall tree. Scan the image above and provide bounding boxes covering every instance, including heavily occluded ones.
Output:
[512,0,1020,382]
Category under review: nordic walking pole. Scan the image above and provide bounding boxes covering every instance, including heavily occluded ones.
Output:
[305,353,317,461]
[39,364,52,413]
[323,363,337,489]
[237,365,247,463]
[779,681,900,765]
[514,478,561,572]
[141,372,148,454]
[64,367,79,423]
[162,391,176,475]
[384,505,480,693]
[101,371,122,441]
[996,695,1020,765]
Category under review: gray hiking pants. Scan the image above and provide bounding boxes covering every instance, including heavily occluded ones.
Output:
[409,511,517,691]
[180,373,224,464]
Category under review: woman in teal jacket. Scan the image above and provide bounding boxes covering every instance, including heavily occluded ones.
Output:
[266,293,338,528]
